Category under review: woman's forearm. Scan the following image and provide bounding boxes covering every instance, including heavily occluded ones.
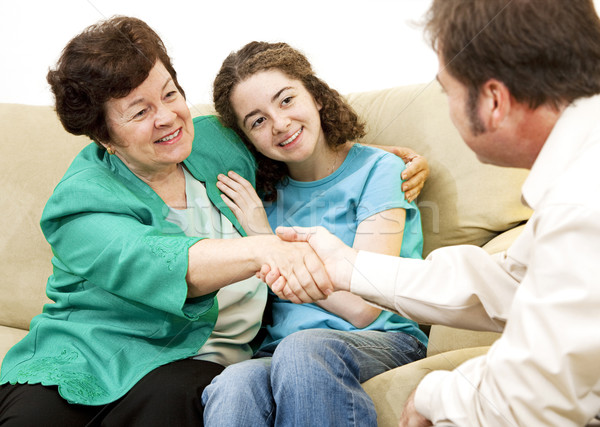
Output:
[185,236,266,297]
[186,235,333,301]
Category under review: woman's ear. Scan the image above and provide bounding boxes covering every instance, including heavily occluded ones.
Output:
[99,141,115,155]
[480,79,511,131]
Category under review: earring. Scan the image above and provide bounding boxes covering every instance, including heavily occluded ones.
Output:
[106,147,115,155]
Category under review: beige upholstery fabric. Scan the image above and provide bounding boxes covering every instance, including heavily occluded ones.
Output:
[362,346,491,427]
[0,104,88,330]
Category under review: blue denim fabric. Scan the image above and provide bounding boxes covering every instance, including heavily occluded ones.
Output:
[202,328,426,426]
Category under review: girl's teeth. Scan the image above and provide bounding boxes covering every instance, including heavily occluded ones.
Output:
[280,128,302,146]
[157,129,180,143]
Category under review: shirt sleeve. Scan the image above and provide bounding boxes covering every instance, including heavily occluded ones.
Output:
[41,176,211,320]
[356,151,414,223]
[350,245,515,331]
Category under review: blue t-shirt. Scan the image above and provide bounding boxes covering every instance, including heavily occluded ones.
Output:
[261,144,427,347]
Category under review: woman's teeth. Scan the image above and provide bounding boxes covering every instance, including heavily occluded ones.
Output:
[280,128,302,146]
[156,129,180,143]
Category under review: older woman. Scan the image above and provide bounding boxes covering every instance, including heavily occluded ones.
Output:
[0,16,331,426]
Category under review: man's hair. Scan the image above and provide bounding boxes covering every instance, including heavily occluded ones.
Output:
[213,41,365,201]
[425,0,600,108]
[47,16,184,146]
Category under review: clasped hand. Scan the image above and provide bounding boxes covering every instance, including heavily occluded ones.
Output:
[259,226,357,303]
[217,171,358,304]
[217,171,334,303]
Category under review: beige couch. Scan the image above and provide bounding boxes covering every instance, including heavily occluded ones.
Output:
[0,82,531,423]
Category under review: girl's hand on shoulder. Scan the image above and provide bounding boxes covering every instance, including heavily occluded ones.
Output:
[370,145,429,203]
[217,171,273,236]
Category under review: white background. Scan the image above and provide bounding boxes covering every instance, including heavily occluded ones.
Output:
[3,0,600,107]
[0,0,437,106]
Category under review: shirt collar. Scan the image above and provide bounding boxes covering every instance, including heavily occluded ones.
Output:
[521,94,600,209]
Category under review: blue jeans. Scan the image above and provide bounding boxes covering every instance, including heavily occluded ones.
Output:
[202,328,426,426]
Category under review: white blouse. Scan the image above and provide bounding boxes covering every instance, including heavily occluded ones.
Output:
[166,167,267,367]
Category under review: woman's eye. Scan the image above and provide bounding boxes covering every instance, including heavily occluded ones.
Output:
[281,96,293,106]
[251,117,266,128]
[165,90,177,99]
[133,109,147,119]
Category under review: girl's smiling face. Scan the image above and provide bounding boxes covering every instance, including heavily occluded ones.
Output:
[231,69,327,172]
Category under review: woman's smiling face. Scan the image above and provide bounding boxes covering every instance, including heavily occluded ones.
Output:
[230,69,326,167]
[104,61,194,180]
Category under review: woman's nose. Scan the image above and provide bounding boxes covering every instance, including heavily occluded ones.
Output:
[155,104,176,127]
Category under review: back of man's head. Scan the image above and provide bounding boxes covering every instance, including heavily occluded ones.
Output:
[425,0,600,109]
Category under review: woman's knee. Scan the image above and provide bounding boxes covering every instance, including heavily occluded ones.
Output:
[102,359,223,426]
[0,383,101,426]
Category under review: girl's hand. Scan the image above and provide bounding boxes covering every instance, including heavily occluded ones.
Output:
[217,171,274,236]
[370,145,430,203]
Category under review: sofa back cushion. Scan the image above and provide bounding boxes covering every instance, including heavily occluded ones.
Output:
[346,83,532,257]
[0,104,89,330]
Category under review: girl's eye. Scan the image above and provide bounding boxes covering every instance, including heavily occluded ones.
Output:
[165,90,177,99]
[251,117,266,129]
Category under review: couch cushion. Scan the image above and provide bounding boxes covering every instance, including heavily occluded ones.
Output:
[362,346,491,427]
[0,104,89,330]
[346,83,532,257]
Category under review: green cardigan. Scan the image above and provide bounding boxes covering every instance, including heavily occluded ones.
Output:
[0,116,256,405]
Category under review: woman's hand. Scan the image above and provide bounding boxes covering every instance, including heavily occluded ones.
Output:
[217,171,273,236]
[186,234,332,302]
[260,237,334,304]
[371,145,429,203]
[268,226,357,296]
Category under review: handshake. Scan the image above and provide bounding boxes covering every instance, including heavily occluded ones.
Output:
[258,226,357,304]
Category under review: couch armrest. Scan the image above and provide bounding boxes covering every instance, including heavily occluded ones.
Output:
[482,223,527,255]
[427,325,500,357]
[362,346,491,427]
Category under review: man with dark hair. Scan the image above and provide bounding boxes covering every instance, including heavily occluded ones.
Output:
[273,0,600,425]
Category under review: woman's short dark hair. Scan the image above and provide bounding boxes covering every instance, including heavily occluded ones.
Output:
[47,16,185,146]
[425,0,600,109]
[213,41,365,201]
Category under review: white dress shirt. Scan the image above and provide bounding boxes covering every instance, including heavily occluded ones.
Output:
[351,94,600,426]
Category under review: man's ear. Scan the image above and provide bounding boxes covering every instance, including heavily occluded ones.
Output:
[480,79,511,131]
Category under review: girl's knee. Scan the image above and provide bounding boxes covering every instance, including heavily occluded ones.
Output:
[204,358,271,399]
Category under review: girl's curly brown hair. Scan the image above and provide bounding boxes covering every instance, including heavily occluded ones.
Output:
[213,41,365,201]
